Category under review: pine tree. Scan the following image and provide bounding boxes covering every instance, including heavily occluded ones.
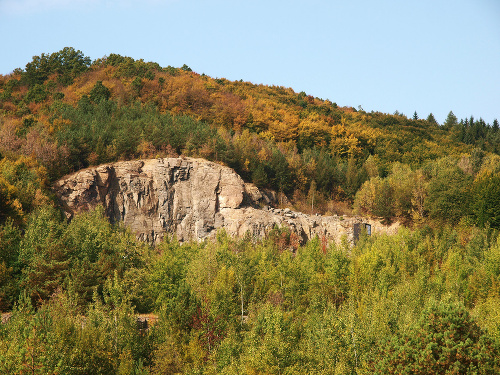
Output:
[443,111,458,129]
[426,113,437,124]
[492,119,499,131]
[371,301,500,374]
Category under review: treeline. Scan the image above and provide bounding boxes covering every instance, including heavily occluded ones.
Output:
[1,207,499,373]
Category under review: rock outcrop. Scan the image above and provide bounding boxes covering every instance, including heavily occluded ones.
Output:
[54,157,399,244]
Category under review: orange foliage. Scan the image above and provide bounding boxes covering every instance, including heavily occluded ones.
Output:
[211,92,247,130]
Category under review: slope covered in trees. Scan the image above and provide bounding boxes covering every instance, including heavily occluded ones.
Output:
[1,48,500,373]
[2,48,500,225]
[2,48,500,227]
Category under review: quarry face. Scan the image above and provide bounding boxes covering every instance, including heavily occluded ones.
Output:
[54,157,398,244]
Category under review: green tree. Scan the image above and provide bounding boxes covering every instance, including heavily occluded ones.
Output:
[24,83,48,103]
[444,110,458,129]
[23,47,90,87]
[240,304,299,374]
[251,163,268,187]
[89,80,111,103]
[426,112,438,124]
[472,171,500,229]
[371,301,499,374]
[425,166,472,224]
[148,239,199,332]
[19,206,69,304]
[0,220,22,311]
[131,77,143,96]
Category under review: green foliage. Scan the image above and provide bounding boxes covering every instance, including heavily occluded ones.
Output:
[148,239,200,331]
[0,283,151,375]
[251,163,268,187]
[427,112,438,124]
[371,301,500,374]
[15,206,147,308]
[472,171,500,229]
[54,100,224,172]
[1,215,500,373]
[19,206,69,303]
[0,220,22,311]
[425,166,473,224]
[131,77,143,96]
[89,80,111,103]
[444,110,458,129]
[24,83,48,103]
[240,304,300,373]
[23,47,91,87]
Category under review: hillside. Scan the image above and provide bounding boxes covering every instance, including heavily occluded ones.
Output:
[0,48,500,374]
[1,48,500,230]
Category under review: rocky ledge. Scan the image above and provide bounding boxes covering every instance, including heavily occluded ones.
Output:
[54,157,399,245]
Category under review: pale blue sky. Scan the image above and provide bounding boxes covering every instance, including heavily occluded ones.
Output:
[1,0,499,124]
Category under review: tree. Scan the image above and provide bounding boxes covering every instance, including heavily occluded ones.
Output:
[23,47,90,86]
[19,207,69,304]
[413,111,419,120]
[131,77,143,96]
[426,113,437,125]
[425,167,472,224]
[443,111,458,129]
[472,171,500,229]
[89,81,111,103]
[493,119,499,131]
[0,220,22,311]
[251,164,268,187]
[240,304,299,373]
[371,301,499,374]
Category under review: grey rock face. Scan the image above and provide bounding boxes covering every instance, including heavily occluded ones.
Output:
[54,157,398,244]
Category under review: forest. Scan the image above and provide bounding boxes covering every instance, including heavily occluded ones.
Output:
[0,47,499,374]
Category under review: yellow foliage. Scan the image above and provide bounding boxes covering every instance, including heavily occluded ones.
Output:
[258,148,269,162]
[244,159,250,172]
[330,117,362,157]
[50,118,72,133]
[268,119,298,142]
[298,113,330,147]
[353,177,378,215]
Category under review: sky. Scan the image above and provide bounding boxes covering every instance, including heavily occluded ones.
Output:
[1,0,499,125]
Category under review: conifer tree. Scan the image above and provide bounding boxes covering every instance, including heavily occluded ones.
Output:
[426,112,437,124]
[443,110,458,129]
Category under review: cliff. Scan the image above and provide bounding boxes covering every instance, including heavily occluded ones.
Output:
[54,157,399,244]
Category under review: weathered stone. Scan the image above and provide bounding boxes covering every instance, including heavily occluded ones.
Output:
[54,157,399,245]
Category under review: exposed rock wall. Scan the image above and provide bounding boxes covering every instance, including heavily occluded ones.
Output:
[54,157,399,244]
